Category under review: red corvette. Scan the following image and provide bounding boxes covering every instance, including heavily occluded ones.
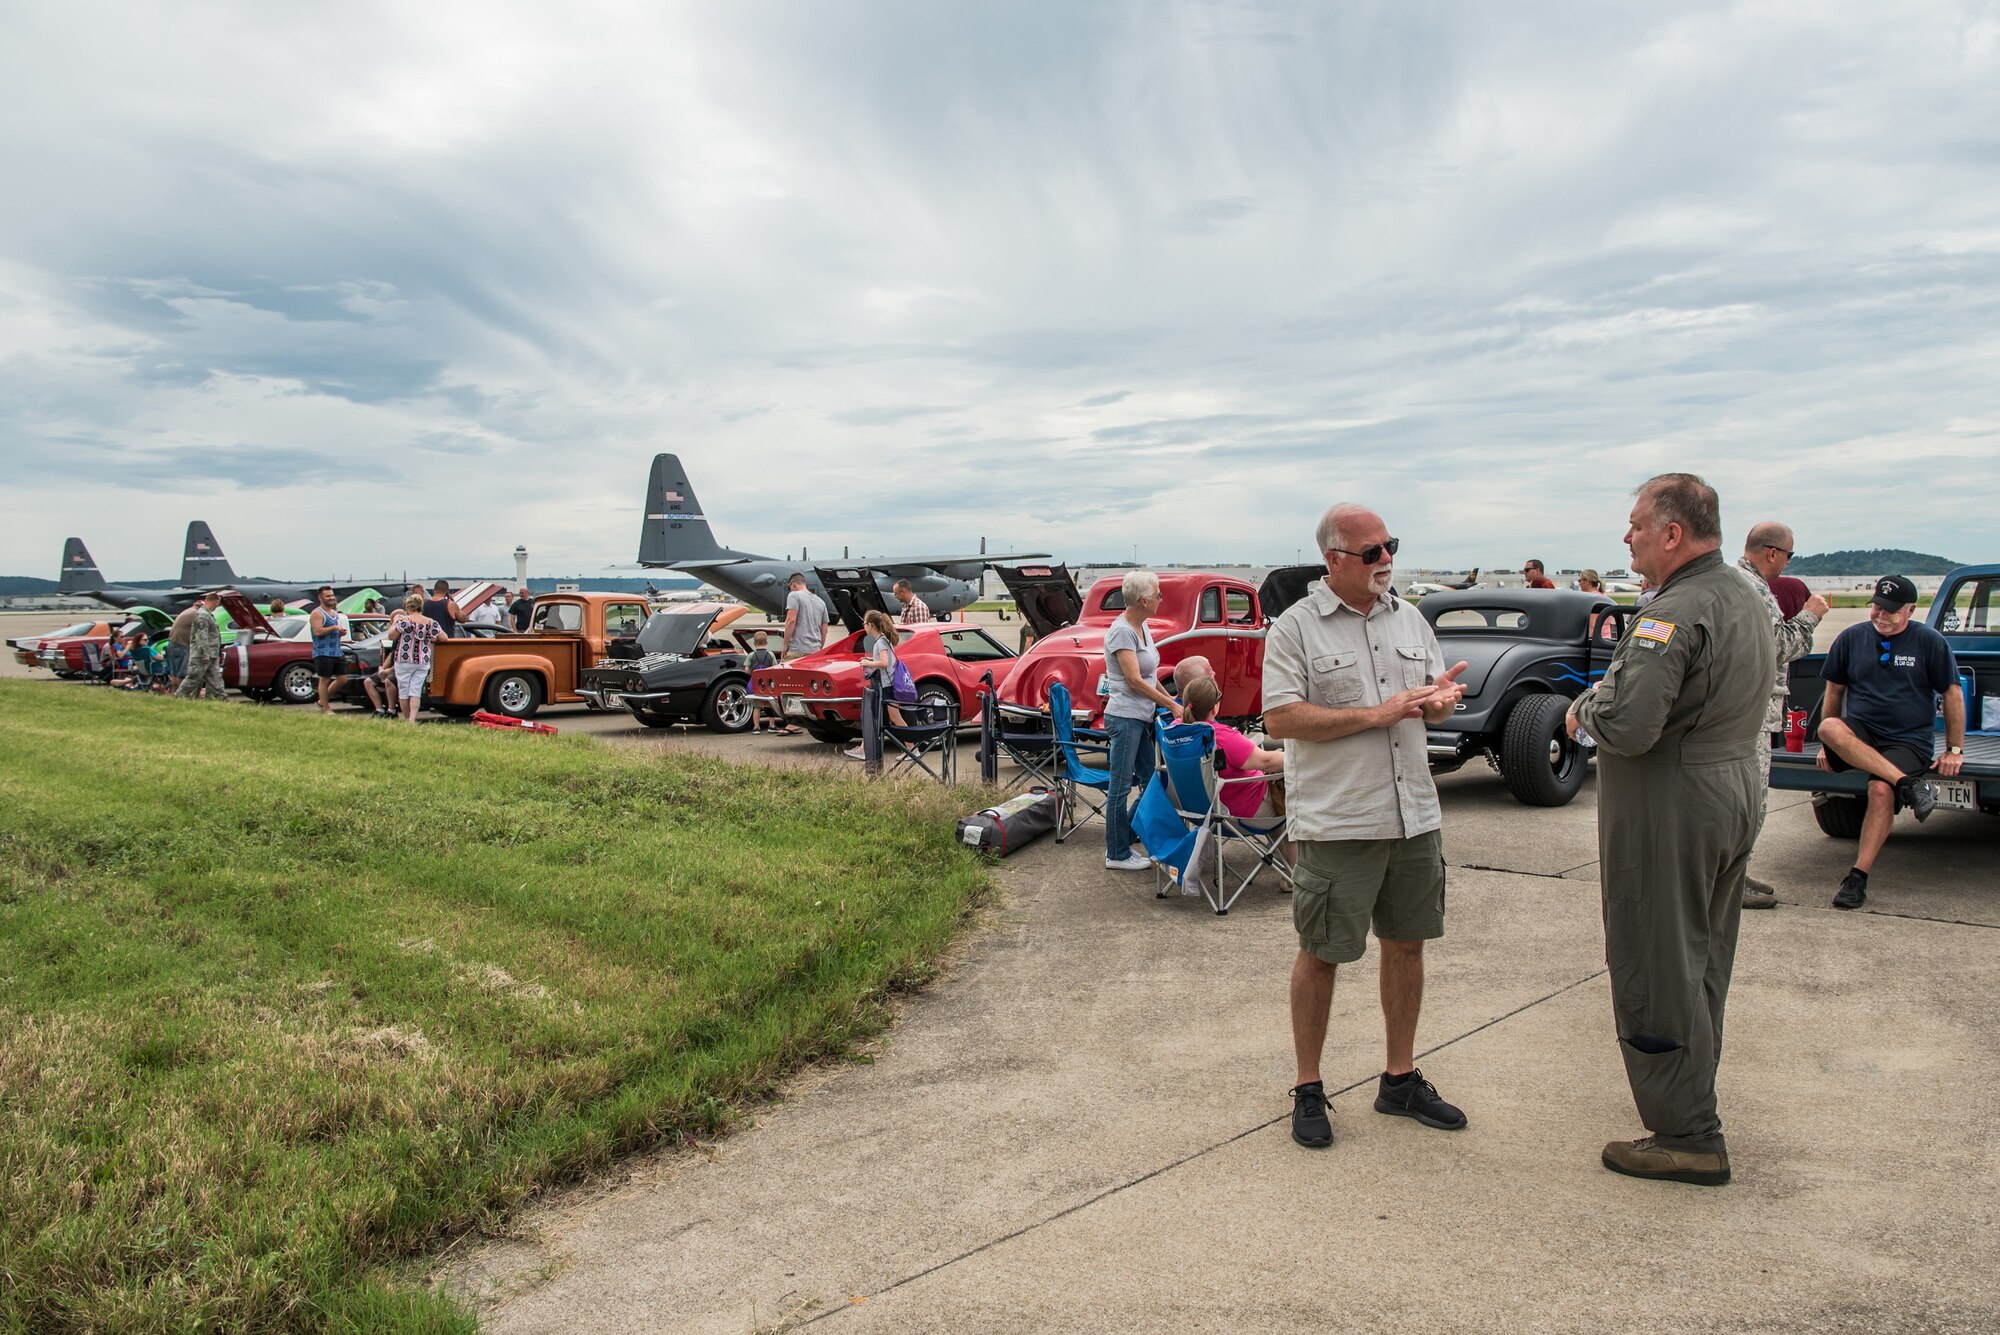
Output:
[993,565,1304,724]
[750,623,1019,743]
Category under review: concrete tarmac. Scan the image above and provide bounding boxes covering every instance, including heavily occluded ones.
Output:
[9,613,1995,1331]
[440,768,1999,1333]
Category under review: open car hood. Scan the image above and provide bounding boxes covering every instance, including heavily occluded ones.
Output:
[813,566,892,634]
[1256,566,1324,622]
[992,563,1085,639]
[635,606,721,657]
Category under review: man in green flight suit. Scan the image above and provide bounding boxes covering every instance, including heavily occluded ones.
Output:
[1569,474,1773,1187]
[175,590,228,700]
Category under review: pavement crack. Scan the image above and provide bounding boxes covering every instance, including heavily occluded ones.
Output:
[1452,861,1583,881]
[802,967,1609,1324]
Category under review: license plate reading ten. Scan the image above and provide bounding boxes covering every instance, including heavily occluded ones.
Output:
[1937,780,1976,810]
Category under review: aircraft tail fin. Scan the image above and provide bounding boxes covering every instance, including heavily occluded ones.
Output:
[637,453,751,566]
[182,521,238,586]
[59,537,106,593]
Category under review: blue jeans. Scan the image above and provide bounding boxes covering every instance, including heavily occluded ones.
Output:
[1104,714,1155,859]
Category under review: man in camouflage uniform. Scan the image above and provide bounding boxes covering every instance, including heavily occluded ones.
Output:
[1570,475,1773,1186]
[175,590,228,700]
[1733,524,1829,907]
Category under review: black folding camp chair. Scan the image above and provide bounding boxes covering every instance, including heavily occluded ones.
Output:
[973,671,1068,790]
[880,691,958,783]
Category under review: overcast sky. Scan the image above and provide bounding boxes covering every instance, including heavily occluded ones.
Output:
[3,1,1997,582]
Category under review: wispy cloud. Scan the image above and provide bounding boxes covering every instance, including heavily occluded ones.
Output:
[3,1,1998,579]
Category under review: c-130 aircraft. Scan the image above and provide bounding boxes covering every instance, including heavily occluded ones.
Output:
[57,522,382,613]
[634,453,1048,621]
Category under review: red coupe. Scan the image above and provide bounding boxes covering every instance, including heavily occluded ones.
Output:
[750,623,1018,743]
[994,566,1292,723]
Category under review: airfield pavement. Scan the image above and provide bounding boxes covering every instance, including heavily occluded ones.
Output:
[5,609,1997,1332]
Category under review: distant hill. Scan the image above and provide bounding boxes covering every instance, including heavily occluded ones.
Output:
[1788,549,1959,576]
[1,574,700,596]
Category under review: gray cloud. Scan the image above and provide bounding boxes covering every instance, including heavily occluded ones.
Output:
[3,1,1998,578]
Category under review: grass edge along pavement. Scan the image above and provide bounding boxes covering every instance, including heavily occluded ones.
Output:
[0,681,995,1334]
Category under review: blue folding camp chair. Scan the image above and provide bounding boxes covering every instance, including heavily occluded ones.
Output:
[1046,680,1112,842]
[1140,719,1296,915]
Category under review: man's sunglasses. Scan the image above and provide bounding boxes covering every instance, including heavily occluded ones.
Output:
[1329,538,1400,565]
[1765,545,1794,558]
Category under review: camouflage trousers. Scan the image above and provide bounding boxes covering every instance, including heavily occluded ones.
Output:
[176,654,225,699]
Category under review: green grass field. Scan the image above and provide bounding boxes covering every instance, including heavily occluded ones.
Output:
[0,682,993,1333]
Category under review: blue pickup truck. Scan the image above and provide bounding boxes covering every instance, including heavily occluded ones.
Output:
[1773,564,2000,836]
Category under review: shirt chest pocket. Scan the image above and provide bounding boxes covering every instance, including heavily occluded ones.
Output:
[1310,651,1364,706]
[1396,644,1428,689]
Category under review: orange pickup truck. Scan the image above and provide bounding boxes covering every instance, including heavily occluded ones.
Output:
[428,592,657,719]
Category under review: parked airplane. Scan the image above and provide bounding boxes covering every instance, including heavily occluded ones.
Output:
[634,453,1049,620]
[58,523,384,614]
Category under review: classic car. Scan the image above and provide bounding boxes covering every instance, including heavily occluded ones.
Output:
[992,564,1286,724]
[12,619,112,672]
[425,590,671,719]
[751,622,1019,743]
[574,603,760,732]
[212,595,392,704]
[35,608,185,677]
[1417,588,1626,806]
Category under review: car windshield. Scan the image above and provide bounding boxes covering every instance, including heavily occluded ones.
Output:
[47,622,96,638]
[270,616,310,639]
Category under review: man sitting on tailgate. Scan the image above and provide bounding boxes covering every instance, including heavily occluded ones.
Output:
[1814,574,1966,911]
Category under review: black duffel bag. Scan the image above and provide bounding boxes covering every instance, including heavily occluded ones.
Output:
[955,789,1061,856]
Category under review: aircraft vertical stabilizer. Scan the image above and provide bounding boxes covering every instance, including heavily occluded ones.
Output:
[59,538,106,593]
[637,453,748,565]
[182,521,238,586]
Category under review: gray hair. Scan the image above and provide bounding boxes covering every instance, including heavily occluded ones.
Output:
[1120,569,1160,604]
[1314,503,1372,556]
[1636,473,1721,545]
[1744,521,1792,554]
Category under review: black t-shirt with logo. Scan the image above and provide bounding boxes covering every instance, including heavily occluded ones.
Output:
[1821,620,1958,757]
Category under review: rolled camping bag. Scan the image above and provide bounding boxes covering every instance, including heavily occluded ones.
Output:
[956,788,1061,856]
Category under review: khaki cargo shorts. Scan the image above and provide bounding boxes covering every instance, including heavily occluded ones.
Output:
[1293,831,1446,965]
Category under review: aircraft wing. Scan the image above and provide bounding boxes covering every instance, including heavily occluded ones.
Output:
[871,553,1051,577]
[649,557,753,570]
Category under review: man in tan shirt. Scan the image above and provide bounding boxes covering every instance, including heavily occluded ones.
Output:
[1263,503,1468,1150]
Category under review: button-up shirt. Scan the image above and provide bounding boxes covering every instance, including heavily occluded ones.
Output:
[898,593,934,624]
[1262,579,1447,842]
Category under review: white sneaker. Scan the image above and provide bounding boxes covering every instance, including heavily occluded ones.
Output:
[1105,853,1151,871]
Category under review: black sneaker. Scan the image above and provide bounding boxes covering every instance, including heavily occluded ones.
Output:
[1374,1068,1467,1130]
[1833,868,1868,910]
[1290,1082,1333,1149]
[1899,777,1936,823]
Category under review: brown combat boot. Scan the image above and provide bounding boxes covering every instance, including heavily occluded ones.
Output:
[1601,1135,1730,1186]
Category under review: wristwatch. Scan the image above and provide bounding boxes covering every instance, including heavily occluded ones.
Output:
[1946,745,1964,756]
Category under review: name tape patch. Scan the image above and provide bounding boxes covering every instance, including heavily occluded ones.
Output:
[1632,617,1677,646]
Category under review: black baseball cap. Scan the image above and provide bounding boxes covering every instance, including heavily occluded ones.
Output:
[1869,574,1917,611]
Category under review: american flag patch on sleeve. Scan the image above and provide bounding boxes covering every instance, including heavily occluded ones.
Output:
[1632,618,1676,645]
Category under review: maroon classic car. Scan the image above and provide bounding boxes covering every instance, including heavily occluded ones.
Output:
[751,623,1019,743]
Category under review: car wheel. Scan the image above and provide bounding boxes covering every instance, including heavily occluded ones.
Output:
[702,678,755,733]
[484,672,543,719]
[913,678,960,728]
[631,706,676,729]
[1811,793,1865,839]
[276,660,318,705]
[1499,694,1588,807]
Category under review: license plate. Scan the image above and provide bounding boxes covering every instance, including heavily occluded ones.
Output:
[783,695,809,718]
[1937,780,1976,810]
